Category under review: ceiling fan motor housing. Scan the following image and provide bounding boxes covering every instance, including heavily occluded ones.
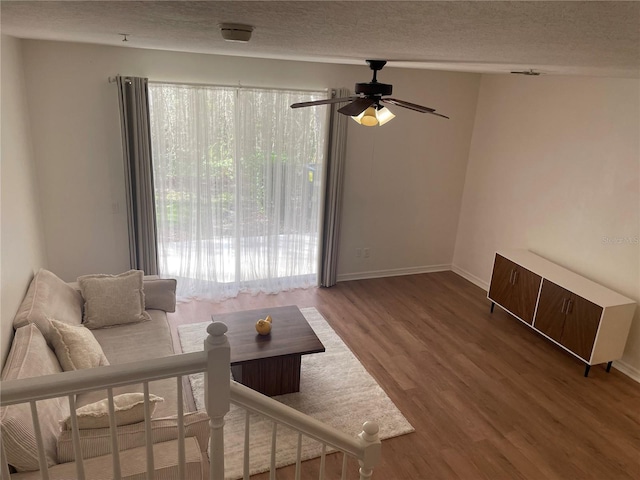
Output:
[355,82,393,96]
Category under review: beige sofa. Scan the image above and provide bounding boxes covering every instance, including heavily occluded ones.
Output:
[0,269,209,479]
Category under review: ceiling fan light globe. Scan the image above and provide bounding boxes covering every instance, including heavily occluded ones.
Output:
[361,116,379,127]
[351,106,394,127]
[376,106,395,126]
[353,106,379,127]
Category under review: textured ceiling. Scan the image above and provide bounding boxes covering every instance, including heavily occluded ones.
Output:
[1,1,639,77]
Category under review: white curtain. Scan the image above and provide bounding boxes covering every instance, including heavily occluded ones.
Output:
[148,83,327,300]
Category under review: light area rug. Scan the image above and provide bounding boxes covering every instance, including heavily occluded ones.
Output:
[178,307,414,479]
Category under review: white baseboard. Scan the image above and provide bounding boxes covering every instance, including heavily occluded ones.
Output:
[612,360,640,384]
[337,264,451,282]
[451,264,489,291]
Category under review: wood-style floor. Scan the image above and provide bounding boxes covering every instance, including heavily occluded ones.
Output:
[167,271,640,480]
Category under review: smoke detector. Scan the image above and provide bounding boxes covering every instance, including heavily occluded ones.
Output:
[219,23,254,43]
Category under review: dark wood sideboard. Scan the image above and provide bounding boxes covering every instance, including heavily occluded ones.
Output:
[488,249,636,377]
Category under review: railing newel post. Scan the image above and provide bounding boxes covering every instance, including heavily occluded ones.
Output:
[204,321,231,480]
[357,421,381,480]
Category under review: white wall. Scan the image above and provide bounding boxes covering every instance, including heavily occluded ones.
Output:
[20,40,480,282]
[339,71,479,280]
[453,74,640,373]
[0,35,48,365]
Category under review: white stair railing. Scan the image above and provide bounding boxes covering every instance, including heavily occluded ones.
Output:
[0,322,381,480]
[229,380,381,480]
[1,352,206,480]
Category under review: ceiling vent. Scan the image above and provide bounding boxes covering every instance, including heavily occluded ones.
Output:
[219,23,254,43]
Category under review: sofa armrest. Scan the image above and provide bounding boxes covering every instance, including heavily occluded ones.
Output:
[56,411,209,463]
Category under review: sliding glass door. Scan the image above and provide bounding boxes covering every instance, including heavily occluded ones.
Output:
[148,83,327,299]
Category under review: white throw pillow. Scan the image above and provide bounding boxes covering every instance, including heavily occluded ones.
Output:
[48,318,110,371]
[61,393,163,430]
[78,270,151,329]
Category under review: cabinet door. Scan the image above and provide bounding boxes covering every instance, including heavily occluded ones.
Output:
[489,254,541,324]
[534,280,570,343]
[561,294,602,361]
[488,254,518,313]
[510,265,542,325]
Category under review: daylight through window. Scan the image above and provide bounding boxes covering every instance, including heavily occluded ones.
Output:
[149,83,328,299]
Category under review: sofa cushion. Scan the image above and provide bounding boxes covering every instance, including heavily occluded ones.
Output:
[0,324,69,471]
[49,319,110,371]
[76,310,179,418]
[12,438,205,480]
[90,310,174,364]
[13,269,84,345]
[78,270,151,329]
[57,411,210,463]
[61,393,163,430]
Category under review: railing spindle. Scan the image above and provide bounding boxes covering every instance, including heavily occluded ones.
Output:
[68,394,86,480]
[177,377,185,480]
[143,382,155,479]
[319,444,327,480]
[341,452,348,480]
[107,388,122,480]
[295,433,302,480]
[29,401,49,480]
[243,410,250,480]
[270,422,277,480]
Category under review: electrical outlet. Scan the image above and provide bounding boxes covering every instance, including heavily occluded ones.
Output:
[356,248,362,258]
[363,248,370,258]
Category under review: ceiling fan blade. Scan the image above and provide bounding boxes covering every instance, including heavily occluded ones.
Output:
[290,96,356,109]
[382,98,449,119]
[428,111,450,119]
[382,98,435,113]
[337,97,376,116]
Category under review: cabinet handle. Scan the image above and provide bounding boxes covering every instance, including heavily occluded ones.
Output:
[561,298,567,314]
[566,299,573,314]
[513,270,519,284]
[509,269,516,284]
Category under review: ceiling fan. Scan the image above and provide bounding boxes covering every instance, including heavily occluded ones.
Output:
[290,60,449,126]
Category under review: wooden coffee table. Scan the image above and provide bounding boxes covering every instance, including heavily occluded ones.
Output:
[213,305,325,396]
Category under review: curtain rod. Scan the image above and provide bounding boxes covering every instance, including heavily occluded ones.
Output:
[108,76,130,84]
[109,76,331,95]
[149,79,329,94]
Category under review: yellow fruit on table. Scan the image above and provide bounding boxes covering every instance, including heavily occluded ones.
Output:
[255,319,272,335]
[265,315,272,323]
